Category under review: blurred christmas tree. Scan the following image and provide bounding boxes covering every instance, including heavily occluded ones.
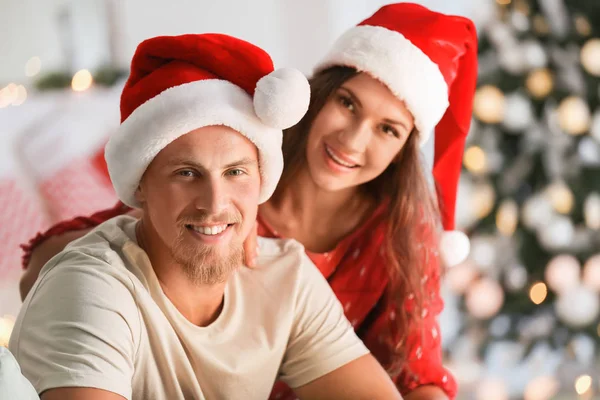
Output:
[449,0,600,397]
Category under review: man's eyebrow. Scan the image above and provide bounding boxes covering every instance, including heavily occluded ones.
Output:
[223,157,258,169]
[165,156,258,170]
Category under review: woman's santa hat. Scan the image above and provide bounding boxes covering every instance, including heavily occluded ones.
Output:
[105,33,310,207]
[315,3,478,266]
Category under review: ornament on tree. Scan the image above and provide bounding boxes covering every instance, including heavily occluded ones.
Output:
[465,278,505,319]
[555,285,600,328]
[523,40,548,69]
[463,145,489,175]
[522,193,555,230]
[584,192,600,229]
[557,96,591,135]
[568,334,596,365]
[532,14,550,35]
[470,235,497,271]
[499,45,527,74]
[583,254,600,292]
[544,254,581,294]
[510,10,530,33]
[518,312,556,340]
[578,137,600,166]
[475,379,509,400]
[496,199,519,236]
[505,264,528,292]
[539,0,569,39]
[489,315,511,337]
[446,259,479,294]
[502,92,534,132]
[580,38,600,77]
[474,182,497,220]
[538,215,574,250]
[523,375,560,400]
[574,15,592,37]
[473,85,505,124]
[525,68,553,98]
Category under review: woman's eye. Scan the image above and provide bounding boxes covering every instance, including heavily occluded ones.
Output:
[338,95,355,111]
[382,124,400,138]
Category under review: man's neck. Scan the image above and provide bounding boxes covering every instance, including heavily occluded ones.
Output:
[136,218,228,327]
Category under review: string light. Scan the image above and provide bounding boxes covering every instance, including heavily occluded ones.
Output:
[575,375,592,396]
[526,68,553,98]
[529,282,548,305]
[0,83,18,108]
[24,56,42,77]
[72,69,93,92]
[546,182,574,214]
[524,376,560,400]
[574,16,592,36]
[474,183,496,219]
[473,85,505,124]
[581,38,600,77]
[532,15,550,35]
[12,85,27,106]
[496,199,518,236]
[557,96,591,135]
[584,193,600,229]
[545,255,581,294]
[464,146,488,175]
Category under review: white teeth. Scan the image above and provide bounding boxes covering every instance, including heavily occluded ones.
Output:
[325,145,356,168]
[191,225,227,235]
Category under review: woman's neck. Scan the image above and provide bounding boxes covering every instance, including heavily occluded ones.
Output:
[262,167,374,252]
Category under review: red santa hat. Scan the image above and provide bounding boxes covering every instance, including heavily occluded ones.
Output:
[105,33,310,207]
[314,3,478,266]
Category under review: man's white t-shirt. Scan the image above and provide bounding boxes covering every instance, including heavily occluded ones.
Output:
[9,216,368,400]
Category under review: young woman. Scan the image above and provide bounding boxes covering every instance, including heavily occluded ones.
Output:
[19,4,477,399]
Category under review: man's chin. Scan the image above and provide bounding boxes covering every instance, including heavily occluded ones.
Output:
[172,245,243,286]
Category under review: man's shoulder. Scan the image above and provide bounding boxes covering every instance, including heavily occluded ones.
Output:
[36,215,138,289]
[256,236,306,258]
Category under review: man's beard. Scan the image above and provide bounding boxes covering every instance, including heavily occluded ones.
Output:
[171,212,244,285]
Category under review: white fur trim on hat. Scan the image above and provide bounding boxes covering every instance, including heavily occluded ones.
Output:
[254,67,311,130]
[314,25,449,144]
[105,79,283,208]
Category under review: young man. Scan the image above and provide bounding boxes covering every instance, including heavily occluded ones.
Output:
[8,34,402,400]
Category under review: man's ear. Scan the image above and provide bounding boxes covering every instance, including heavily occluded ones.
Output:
[134,183,145,204]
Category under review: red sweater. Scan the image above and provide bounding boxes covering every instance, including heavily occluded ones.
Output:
[22,201,457,398]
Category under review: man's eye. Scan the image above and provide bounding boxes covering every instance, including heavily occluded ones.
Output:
[227,169,244,176]
[178,170,196,177]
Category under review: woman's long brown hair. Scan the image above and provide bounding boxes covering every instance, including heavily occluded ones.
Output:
[275,66,442,372]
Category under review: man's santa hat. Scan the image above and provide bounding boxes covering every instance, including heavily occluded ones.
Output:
[105,33,310,207]
[315,3,478,266]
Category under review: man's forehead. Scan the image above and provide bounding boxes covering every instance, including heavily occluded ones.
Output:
[161,127,258,164]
